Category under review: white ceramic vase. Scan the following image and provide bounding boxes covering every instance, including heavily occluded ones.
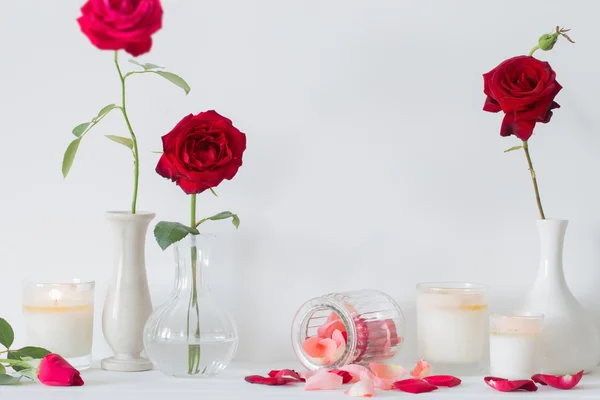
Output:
[102,211,155,372]
[520,219,600,374]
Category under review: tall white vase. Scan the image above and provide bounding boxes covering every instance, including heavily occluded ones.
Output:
[102,211,155,372]
[521,219,600,374]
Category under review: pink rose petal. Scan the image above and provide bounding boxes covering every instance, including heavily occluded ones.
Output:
[330,370,353,384]
[484,377,538,392]
[339,364,371,383]
[305,370,344,391]
[531,370,583,390]
[318,313,347,339]
[393,378,438,394]
[299,369,323,381]
[302,337,338,360]
[369,363,406,380]
[410,359,431,379]
[424,375,461,387]
[345,378,375,397]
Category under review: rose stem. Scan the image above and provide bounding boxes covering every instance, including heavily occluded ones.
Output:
[114,51,140,214]
[187,194,201,374]
[522,141,546,220]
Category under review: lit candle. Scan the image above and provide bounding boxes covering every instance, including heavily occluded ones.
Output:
[490,313,543,379]
[22,281,95,370]
[417,282,488,375]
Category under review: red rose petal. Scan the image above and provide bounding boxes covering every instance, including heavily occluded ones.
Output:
[484,377,538,392]
[424,375,462,387]
[393,378,438,394]
[330,370,353,384]
[531,370,584,390]
[268,369,305,382]
[245,375,289,385]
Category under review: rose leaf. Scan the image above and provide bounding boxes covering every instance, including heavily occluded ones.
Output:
[154,71,191,95]
[105,135,133,150]
[0,374,21,385]
[62,138,82,178]
[72,122,91,137]
[504,145,523,153]
[154,221,199,251]
[0,318,14,350]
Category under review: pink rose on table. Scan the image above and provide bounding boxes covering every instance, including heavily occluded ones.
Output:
[77,0,163,57]
[38,354,84,386]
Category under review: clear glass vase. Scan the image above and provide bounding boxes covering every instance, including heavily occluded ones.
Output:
[143,234,238,378]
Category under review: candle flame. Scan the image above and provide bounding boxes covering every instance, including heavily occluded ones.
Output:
[49,289,63,302]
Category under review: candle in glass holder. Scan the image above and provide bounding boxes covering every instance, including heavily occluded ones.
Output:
[490,312,543,379]
[22,280,94,369]
[417,282,488,375]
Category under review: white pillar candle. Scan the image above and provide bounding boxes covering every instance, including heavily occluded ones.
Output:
[417,282,488,374]
[22,281,95,369]
[489,313,543,379]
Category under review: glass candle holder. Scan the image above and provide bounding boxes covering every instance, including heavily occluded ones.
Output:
[22,280,95,370]
[291,290,405,370]
[417,282,488,375]
[490,312,543,379]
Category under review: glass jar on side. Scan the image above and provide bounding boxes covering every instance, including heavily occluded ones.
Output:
[291,290,405,370]
[490,312,543,379]
[417,282,488,375]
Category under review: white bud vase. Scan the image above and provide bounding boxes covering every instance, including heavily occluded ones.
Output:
[102,211,155,372]
[521,219,600,374]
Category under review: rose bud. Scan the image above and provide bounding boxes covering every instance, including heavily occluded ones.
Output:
[38,354,84,386]
[538,33,559,51]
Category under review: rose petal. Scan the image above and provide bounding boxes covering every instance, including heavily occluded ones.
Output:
[393,378,438,394]
[369,363,406,380]
[330,370,353,384]
[318,320,347,339]
[410,359,431,379]
[305,370,344,391]
[268,369,305,382]
[245,375,290,385]
[332,329,346,347]
[339,364,371,383]
[424,375,461,387]
[484,377,538,392]
[531,370,584,390]
[299,369,323,381]
[302,337,338,359]
[345,378,375,397]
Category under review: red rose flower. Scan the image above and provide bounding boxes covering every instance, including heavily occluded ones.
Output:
[38,354,84,387]
[77,0,163,57]
[483,56,562,141]
[156,111,247,194]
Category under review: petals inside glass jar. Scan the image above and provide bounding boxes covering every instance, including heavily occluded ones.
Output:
[292,290,405,370]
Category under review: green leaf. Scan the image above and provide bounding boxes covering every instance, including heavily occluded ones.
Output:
[197,211,240,229]
[72,122,91,137]
[154,71,191,95]
[128,59,145,68]
[209,188,218,197]
[105,135,133,150]
[7,351,24,371]
[0,364,5,374]
[96,104,118,120]
[504,145,523,153]
[0,374,21,385]
[151,151,163,154]
[62,138,82,178]
[13,346,51,360]
[154,221,199,251]
[0,318,14,349]
[17,368,36,380]
[144,63,164,70]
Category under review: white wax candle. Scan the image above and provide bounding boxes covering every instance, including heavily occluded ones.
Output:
[489,313,543,379]
[417,290,488,364]
[23,283,94,358]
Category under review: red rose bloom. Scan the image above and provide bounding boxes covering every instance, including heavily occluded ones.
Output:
[156,111,247,194]
[77,0,163,57]
[38,354,84,387]
[483,56,562,141]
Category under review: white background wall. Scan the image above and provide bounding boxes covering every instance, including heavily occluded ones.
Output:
[0,0,599,365]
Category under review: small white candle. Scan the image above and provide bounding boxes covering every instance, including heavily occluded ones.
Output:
[417,283,488,373]
[490,313,543,379]
[22,281,94,369]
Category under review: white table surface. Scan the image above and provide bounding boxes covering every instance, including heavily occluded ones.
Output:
[3,362,600,400]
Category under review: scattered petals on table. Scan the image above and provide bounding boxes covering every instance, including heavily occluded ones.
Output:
[268,369,305,382]
[305,370,344,391]
[409,359,431,379]
[245,369,305,385]
[368,363,407,390]
[330,370,353,384]
[531,370,584,390]
[484,377,538,392]
[392,378,438,394]
[339,364,371,383]
[345,377,375,397]
[423,375,462,387]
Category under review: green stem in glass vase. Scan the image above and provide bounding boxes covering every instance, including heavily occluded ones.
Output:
[522,141,546,220]
[114,51,140,214]
[187,194,201,374]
